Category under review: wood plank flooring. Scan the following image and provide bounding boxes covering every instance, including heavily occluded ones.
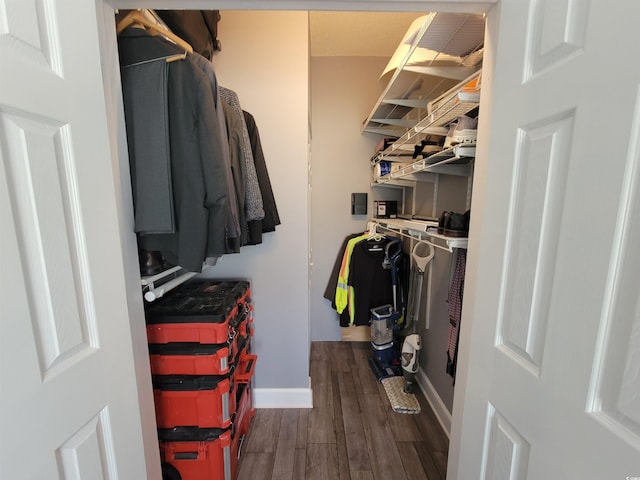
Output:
[237,341,449,480]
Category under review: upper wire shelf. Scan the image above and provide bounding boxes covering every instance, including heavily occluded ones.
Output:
[375,70,481,164]
[362,12,485,137]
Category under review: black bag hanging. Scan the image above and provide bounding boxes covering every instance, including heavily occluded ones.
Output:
[156,10,222,60]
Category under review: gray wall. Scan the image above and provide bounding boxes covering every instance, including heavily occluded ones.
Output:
[309,55,391,341]
[422,248,457,411]
[419,175,470,413]
[201,11,310,390]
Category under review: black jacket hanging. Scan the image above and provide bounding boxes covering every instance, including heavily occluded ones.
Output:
[118,27,229,271]
[243,110,281,244]
[156,10,222,60]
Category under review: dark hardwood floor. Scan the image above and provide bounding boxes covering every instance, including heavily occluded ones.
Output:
[237,341,449,480]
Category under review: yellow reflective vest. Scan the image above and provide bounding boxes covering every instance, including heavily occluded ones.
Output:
[335,233,368,321]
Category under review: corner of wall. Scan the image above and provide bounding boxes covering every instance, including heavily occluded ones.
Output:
[417,369,452,436]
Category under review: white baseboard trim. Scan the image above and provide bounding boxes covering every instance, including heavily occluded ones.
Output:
[253,381,313,409]
[417,370,452,437]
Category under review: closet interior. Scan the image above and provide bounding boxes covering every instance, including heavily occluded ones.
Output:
[114,8,484,479]
[323,8,484,437]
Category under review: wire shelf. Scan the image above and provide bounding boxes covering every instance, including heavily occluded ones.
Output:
[372,218,468,252]
[375,70,481,163]
[361,13,485,137]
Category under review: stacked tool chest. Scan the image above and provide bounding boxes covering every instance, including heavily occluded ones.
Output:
[144,280,256,480]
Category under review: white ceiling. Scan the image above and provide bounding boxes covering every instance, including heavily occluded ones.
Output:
[309,11,426,57]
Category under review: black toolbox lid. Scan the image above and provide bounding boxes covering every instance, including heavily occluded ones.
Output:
[158,426,227,442]
[145,280,250,325]
[148,343,228,356]
[152,374,228,391]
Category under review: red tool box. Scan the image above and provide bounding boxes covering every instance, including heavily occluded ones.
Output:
[145,280,256,478]
[148,321,252,377]
[149,343,231,376]
[145,281,251,345]
[159,427,233,480]
[158,383,255,480]
[148,327,255,377]
[153,375,231,429]
[151,331,256,428]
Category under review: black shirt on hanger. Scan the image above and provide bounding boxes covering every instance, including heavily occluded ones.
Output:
[341,238,394,327]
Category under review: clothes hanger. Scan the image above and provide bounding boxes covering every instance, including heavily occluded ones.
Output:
[116,10,194,56]
[366,221,384,241]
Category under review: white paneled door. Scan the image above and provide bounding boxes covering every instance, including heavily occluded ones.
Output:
[451,0,640,478]
[0,0,148,478]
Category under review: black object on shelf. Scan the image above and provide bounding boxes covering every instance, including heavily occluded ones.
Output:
[351,193,367,215]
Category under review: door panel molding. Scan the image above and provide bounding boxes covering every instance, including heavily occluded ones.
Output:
[55,407,117,480]
[524,0,590,81]
[0,110,97,379]
[482,403,531,480]
[0,0,63,75]
[497,110,575,377]
[588,86,640,450]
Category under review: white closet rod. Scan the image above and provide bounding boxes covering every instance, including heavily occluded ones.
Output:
[141,265,205,302]
[143,272,198,302]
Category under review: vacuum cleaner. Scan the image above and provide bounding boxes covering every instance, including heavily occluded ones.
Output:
[369,238,435,394]
[399,241,435,393]
[368,238,404,380]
